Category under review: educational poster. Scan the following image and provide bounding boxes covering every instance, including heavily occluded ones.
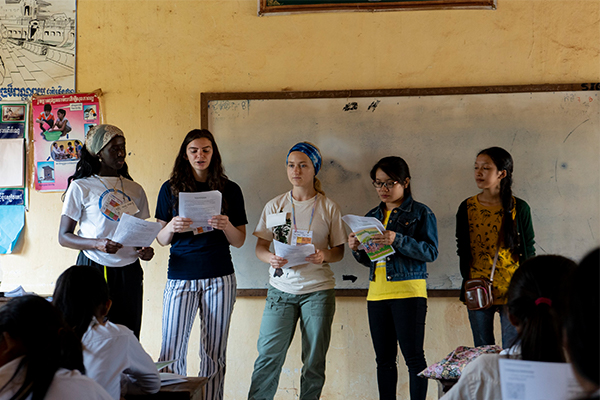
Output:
[0,102,27,254]
[0,0,76,101]
[0,102,26,188]
[32,92,101,192]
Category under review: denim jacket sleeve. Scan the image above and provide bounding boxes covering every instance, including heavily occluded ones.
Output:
[391,205,439,263]
[352,248,372,268]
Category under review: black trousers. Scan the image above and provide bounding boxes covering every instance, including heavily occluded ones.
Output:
[76,252,144,338]
[367,297,428,400]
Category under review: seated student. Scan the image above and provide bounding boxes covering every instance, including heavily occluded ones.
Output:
[440,255,576,400]
[564,248,600,400]
[52,266,161,400]
[0,295,112,400]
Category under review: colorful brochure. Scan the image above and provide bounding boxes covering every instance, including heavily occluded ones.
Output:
[342,215,395,262]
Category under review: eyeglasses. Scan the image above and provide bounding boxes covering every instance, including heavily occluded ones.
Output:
[372,180,399,189]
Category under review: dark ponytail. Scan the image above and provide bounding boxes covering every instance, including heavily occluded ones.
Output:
[478,147,517,252]
[0,295,84,400]
[52,265,110,340]
[506,255,575,362]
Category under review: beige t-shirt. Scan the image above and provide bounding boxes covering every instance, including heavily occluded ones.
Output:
[253,192,346,295]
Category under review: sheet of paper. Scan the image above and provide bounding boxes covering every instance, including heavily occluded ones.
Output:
[111,213,162,247]
[159,372,187,386]
[155,359,178,371]
[342,214,386,233]
[179,191,222,232]
[0,139,24,188]
[499,358,585,400]
[3,285,33,297]
[266,212,288,229]
[273,240,316,268]
[0,205,25,254]
[342,214,395,262]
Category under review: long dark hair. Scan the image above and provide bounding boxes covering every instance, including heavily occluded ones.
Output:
[506,255,575,362]
[564,248,599,389]
[52,266,109,340]
[370,156,412,199]
[478,147,517,252]
[62,145,132,201]
[169,129,228,209]
[0,295,84,400]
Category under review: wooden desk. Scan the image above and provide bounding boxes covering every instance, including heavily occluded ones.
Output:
[125,377,206,400]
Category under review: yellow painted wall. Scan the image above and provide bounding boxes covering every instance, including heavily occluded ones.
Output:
[2,0,599,398]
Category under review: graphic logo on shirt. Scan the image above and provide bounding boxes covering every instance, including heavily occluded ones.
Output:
[98,189,132,221]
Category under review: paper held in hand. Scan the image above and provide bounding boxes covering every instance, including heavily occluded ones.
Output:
[342,214,395,262]
[273,240,316,268]
[111,213,162,247]
[179,191,222,234]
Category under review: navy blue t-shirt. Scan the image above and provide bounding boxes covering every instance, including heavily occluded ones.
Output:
[155,179,247,280]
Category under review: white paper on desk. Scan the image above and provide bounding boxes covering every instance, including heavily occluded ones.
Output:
[4,285,32,297]
[273,240,315,268]
[155,359,178,371]
[0,139,24,188]
[111,213,161,247]
[159,372,187,386]
[342,214,386,233]
[179,191,222,232]
[499,358,585,400]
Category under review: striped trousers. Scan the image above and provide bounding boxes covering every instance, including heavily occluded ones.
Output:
[159,274,236,400]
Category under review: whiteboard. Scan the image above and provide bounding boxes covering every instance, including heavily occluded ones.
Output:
[202,85,600,292]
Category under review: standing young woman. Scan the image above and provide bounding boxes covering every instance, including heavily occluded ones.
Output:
[59,125,154,338]
[348,156,438,400]
[248,142,346,400]
[456,146,535,348]
[155,129,247,400]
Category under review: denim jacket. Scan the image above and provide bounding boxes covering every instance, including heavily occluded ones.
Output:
[352,195,439,282]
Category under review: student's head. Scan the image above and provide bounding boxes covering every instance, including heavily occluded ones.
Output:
[53,143,58,149]
[506,255,576,362]
[59,145,64,150]
[43,104,51,113]
[65,125,132,196]
[476,146,517,250]
[286,142,324,195]
[369,156,412,206]
[67,142,72,146]
[57,109,66,118]
[170,129,227,197]
[564,248,599,395]
[0,295,84,399]
[52,266,110,340]
[476,147,513,193]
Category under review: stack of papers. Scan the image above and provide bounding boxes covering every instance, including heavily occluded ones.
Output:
[155,360,187,386]
[3,285,31,297]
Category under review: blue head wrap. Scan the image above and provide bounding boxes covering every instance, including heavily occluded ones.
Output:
[287,142,322,175]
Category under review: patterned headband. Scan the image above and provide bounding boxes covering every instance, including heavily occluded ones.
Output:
[287,142,322,175]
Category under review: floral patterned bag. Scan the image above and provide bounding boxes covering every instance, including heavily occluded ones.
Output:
[418,345,502,381]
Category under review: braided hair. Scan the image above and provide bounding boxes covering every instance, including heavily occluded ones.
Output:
[478,147,517,252]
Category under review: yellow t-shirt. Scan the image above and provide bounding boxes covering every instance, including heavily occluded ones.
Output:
[367,210,428,301]
[467,195,518,304]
